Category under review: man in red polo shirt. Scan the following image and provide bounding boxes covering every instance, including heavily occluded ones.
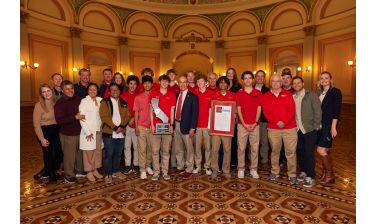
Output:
[263,74,298,185]
[236,71,263,179]
[149,75,176,181]
[167,69,180,95]
[187,70,199,93]
[137,68,160,93]
[211,76,236,180]
[98,68,113,99]
[194,73,214,175]
[207,72,218,92]
[120,75,140,175]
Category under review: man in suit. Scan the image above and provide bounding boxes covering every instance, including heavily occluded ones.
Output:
[174,74,199,179]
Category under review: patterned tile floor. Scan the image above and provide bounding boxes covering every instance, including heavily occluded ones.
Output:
[20,104,356,223]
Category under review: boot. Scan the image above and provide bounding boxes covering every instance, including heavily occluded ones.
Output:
[87,171,96,182]
[93,169,103,179]
[320,154,335,184]
[319,161,326,181]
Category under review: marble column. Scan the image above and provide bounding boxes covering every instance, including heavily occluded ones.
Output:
[303,25,316,89]
[214,40,225,75]
[70,27,83,83]
[118,37,129,75]
[160,40,171,75]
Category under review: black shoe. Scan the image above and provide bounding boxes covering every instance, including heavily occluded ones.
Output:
[124,166,132,175]
[55,172,63,180]
[64,177,77,184]
[133,166,140,173]
[33,169,49,180]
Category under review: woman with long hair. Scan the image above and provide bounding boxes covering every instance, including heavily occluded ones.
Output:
[79,83,104,182]
[112,72,128,93]
[33,84,63,184]
[316,71,342,185]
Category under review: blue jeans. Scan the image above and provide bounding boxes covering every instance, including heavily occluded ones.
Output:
[103,136,124,176]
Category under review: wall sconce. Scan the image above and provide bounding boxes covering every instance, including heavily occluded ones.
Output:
[72,67,78,72]
[347,60,356,67]
[20,60,39,70]
[297,67,302,72]
[253,71,256,74]
[305,66,312,72]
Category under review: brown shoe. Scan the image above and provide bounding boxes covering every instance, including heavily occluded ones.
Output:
[319,161,326,181]
[175,169,185,175]
[182,172,192,179]
[112,171,126,180]
[104,175,112,183]
[320,154,335,185]
[87,172,96,182]
[224,173,232,179]
[93,169,103,179]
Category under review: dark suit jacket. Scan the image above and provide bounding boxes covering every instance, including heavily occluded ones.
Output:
[256,85,270,123]
[176,90,198,135]
[321,87,342,124]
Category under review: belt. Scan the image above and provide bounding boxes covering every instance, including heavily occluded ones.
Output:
[175,120,181,122]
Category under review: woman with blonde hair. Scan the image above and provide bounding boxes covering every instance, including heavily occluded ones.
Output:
[79,83,104,182]
[33,84,63,184]
[316,71,342,185]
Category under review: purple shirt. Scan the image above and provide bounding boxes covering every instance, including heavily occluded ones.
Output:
[54,95,81,136]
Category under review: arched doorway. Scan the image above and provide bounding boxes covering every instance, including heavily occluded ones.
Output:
[173,50,213,76]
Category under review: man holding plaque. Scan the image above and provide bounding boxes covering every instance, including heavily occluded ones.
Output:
[174,75,198,179]
[149,75,176,181]
[211,76,236,180]
[236,71,263,179]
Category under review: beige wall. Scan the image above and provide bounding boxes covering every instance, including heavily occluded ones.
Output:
[20,0,356,104]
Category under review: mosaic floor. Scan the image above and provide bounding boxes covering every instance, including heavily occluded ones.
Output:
[20,104,356,224]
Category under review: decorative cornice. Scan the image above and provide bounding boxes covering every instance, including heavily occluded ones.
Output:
[249,3,276,30]
[70,0,90,14]
[203,12,231,35]
[303,25,316,36]
[198,0,235,4]
[257,35,267,44]
[111,6,137,26]
[20,11,29,24]
[149,0,189,4]
[215,40,224,48]
[176,33,209,43]
[154,13,182,30]
[70,27,83,38]
[161,40,170,49]
[118,37,128,45]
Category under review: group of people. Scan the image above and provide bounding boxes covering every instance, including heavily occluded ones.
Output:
[33,66,342,188]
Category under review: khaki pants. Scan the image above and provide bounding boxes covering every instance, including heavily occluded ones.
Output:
[124,126,138,166]
[82,149,102,171]
[137,127,152,173]
[259,122,269,164]
[211,135,232,174]
[237,124,259,171]
[59,134,83,178]
[174,122,195,173]
[195,128,211,169]
[268,128,297,177]
[150,133,172,174]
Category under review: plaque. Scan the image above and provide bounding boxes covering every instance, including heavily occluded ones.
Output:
[209,100,236,136]
[151,98,171,134]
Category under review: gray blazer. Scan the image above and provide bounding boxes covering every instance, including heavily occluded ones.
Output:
[298,90,322,133]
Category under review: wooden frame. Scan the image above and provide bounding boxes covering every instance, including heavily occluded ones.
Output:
[210,100,236,137]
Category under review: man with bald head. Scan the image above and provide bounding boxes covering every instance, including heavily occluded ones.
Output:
[262,75,298,185]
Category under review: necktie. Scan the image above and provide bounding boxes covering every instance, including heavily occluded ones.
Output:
[176,93,183,120]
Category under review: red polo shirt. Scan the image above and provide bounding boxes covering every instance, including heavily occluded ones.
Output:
[133,92,151,129]
[168,83,180,94]
[138,82,160,93]
[149,90,176,126]
[263,89,296,129]
[211,90,236,101]
[120,90,137,128]
[188,85,199,93]
[236,88,263,125]
[196,88,214,128]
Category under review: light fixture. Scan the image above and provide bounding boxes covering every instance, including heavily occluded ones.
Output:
[347,60,356,67]
[119,71,123,74]
[222,72,226,76]
[72,67,78,72]
[129,72,133,76]
[20,60,39,70]
[305,66,312,72]
[253,71,256,74]
[297,67,302,72]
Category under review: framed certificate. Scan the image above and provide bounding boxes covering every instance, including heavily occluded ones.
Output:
[209,100,236,136]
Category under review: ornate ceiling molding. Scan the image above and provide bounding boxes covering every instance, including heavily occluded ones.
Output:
[203,12,231,35]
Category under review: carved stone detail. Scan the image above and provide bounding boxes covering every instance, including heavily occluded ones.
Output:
[161,41,170,49]
[70,27,83,38]
[216,40,224,48]
[20,11,29,24]
[257,35,267,45]
[119,37,128,45]
[303,25,316,36]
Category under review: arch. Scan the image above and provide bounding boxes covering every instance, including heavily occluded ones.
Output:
[79,2,122,34]
[172,22,214,39]
[125,12,164,39]
[83,10,115,32]
[264,1,307,33]
[221,11,260,39]
[26,0,74,25]
[269,44,303,76]
[173,50,213,77]
[312,0,356,24]
[168,15,218,39]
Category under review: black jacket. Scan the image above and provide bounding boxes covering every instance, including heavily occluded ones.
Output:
[256,85,270,123]
[321,87,342,125]
[175,91,198,135]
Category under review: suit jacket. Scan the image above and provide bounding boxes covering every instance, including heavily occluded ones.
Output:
[256,85,270,123]
[321,87,342,125]
[176,90,198,135]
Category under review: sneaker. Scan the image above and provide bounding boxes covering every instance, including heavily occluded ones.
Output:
[151,173,160,181]
[303,177,315,188]
[224,173,232,179]
[289,176,298,185]
[163,173,171,180]
[124,166,132,175]
[64,177,77,184]
[140,171,147,180]
[297,172,307,182]
[146,167,154,175]
[268,173,279,181]
[33,169,49,180]
[205,168,212,175]
[175,169,185,175]
[238,170,245,179]
[250,170,260,179]
[112,171,126,180]
[192,167,201,174]
[104,175,112,183]
[133,166,140,173]
[75,172,86,178]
